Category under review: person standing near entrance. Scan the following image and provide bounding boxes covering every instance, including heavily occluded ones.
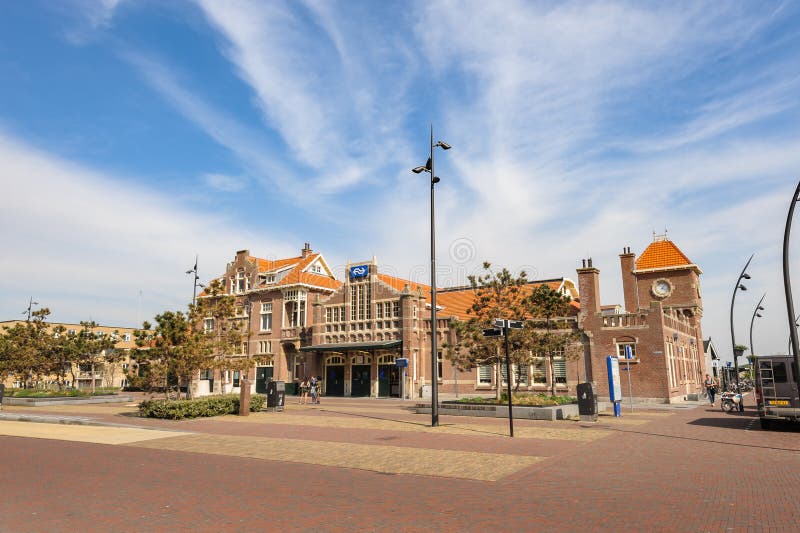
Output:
[703,374,717,405]
[299,378,309,405]
[310,376,319,404]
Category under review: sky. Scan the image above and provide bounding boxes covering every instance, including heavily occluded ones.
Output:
[2,0,800,358]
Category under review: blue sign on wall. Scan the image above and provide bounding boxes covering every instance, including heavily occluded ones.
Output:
[350,265,369,279]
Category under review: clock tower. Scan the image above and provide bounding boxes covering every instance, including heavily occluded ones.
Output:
[620,233,704,340]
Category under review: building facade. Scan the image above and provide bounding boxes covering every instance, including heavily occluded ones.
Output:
[578,236,707,402]
[0,321,137,390]
[200,235,706,403]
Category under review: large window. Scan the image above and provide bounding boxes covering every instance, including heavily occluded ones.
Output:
[350,282,372,321]
[516,364,528,386]
[284,290,307,327]
[236,271,248,294]
[204,318,214,333]
[260,303,272,331]
[553,355,567,384]
[532,357,546,385]
[478,365,492,385]
[258,341,273,354]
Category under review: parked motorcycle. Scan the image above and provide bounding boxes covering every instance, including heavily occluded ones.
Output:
[720,391,742,413]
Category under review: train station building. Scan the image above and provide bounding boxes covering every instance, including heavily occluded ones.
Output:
[199,234,707,403]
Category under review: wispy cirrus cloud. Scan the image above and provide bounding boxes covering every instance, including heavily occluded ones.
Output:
[195,0,418,194]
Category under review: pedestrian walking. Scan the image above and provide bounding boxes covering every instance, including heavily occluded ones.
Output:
[310,376,320,404]
[703,373,717,405]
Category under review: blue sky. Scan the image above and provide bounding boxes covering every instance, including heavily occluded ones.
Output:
[2,0,800,356]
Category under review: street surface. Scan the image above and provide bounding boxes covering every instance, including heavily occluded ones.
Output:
[0,396,798,532]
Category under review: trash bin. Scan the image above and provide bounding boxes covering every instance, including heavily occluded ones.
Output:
[577,382,598,422]
[266,380,285,410]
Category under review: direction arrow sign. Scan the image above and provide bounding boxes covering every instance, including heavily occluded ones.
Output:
[493,318,506,328]
[482,328,502,337]
[508,320,524,329]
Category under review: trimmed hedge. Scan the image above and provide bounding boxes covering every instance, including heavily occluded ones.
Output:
[139,394,266,420]
[455,393,576,407]
[9,387,119,398]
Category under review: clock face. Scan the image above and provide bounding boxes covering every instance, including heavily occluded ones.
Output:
[654,280,671,297]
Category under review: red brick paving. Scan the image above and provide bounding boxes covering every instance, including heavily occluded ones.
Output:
[1,399,799,532]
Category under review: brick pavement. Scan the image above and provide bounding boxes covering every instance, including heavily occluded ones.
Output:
[1,397,798,531]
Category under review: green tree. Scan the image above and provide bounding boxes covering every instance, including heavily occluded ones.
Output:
[192,279,244,395]
[68,321,116,393]
[524,285,580,394]
[0,308,53,387]
[444,263,530,399]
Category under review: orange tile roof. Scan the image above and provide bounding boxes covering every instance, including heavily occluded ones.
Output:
[297,272,343,290]
[377,274,431,301]
[635,239,693,270]
[251,255,303,273]
[435,280,576,320]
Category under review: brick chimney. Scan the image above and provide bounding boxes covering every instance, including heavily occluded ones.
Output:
[619,246,637,312]
[301,242,312,258]
[577,258,601,318]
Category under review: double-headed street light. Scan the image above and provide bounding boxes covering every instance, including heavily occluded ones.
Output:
[730,253,753,411]
[412,126,451,428]
[186,255,204,308]
[749,293,765,378]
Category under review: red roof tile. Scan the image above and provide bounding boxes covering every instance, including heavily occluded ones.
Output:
[635,239,693,270]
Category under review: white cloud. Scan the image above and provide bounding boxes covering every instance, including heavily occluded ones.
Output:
[195,0,417,193]
[0,130,296,327]
[203,173,247,192]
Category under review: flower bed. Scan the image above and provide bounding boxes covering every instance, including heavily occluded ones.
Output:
[453,393,576,407]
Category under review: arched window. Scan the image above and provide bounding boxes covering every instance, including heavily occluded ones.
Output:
[377,353,396,365]
[326,355,345,366]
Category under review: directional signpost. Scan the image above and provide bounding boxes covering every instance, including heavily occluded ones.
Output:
[484,318,524,437]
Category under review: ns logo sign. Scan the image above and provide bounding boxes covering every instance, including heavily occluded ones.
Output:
[349,265,369,279]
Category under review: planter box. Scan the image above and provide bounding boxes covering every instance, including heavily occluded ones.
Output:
[414,401,604,421]
[2,395,133,407]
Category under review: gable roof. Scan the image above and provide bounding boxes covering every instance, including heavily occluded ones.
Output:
[435,279,580,320]
[635,238,700,272]
[376,273,431,302]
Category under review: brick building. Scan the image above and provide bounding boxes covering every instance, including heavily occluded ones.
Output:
[194,244,341,397]
[201,235,706,403]
[0,321,138,390]
[578,235,706,402]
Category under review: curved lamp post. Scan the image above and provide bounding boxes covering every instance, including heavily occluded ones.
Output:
[730,253,754,410]
[749,293,765,380]
[783,180,800,391]
[749,293,765,360]
[412,126,451,428]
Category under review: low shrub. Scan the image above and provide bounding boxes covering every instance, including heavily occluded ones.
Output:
[9,387,119,398]
[139,394,266,420]
[455,393,576,407]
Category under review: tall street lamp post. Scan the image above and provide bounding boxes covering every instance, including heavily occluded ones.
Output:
[412,126,451,428]
[186,255,204,308]
[749,293,765,363]
[730,253,754,411]
[749,293,765,380]
[782,180,800,392]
